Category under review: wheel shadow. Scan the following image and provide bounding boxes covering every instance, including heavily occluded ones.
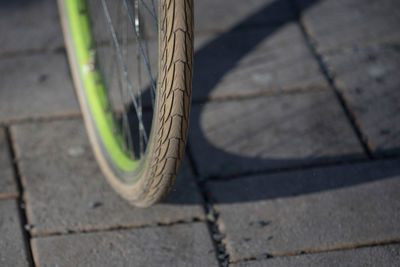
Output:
[161,0,400,204]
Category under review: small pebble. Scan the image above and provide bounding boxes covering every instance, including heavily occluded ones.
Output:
[380,129,391,135]
[206,212,216,222]
[257,220,270,227]
[354,87,363,94]
[213,233,225,242]
[218,254,228,260]
[68,146,85,157]
[249,220,270,227]
[217,243,226,251]
[24,224,32,231]
[367,54,377,62]
[257,253,270,260]
[368,65,386,80]
[89,201,103,208]
[38,74,48,83]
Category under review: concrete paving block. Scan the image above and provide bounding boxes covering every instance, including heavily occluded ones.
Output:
[0,0,63,55]
[32,222,218,267]
[207,159,400,261]
[0,199,29,267]
[194,0,295,33]
[189,90,364,178]
[193,23,327,101]
[0,53,79,122]
[297,0,400,52]
[0,128,18,198]
[324,46,400,155]
[232,244,400,267]
[11,118,204,236]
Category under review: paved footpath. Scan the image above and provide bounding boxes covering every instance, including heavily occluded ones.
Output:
[1,0,399,266]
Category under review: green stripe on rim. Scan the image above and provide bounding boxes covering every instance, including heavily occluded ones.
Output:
[66,0,139,172]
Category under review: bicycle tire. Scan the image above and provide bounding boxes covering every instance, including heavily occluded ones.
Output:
[58,0,193,207]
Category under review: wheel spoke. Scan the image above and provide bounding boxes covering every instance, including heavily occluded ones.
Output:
[117,5,136,158]
[139,0,158,24]
[100,0,148,149]
[134,0,145,155]
[86,0,159,159]
[123,0,157,105]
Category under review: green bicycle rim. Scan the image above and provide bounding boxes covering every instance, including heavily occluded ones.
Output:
[65,0,139,172]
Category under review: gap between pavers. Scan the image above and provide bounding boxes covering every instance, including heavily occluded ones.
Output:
[206,158,400,261]
[323,45,400,155]
[192,23,327,101]
[11,118,205,236]
[296,0,400,53]
[0,128,18,198]
[31,222,219,267]
[189,89,365,178]
[0,53,79,123]
[296,0,400,156]
[231,244,400,267]
[0,199,30,267]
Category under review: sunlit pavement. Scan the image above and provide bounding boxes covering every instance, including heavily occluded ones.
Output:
[0,0,399,266]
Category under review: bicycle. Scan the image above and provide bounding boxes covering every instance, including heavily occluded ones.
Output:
[57,0,194,207]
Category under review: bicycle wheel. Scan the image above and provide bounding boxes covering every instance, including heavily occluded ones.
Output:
[58,0,193,207]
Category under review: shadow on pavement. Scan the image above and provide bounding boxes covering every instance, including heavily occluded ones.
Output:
[161,0,400,204]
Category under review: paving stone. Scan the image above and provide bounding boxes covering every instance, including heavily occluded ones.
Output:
[32,222,218,267]
[324,46,400,155]
[0,128,18,198]
[232,244,400,267]
[193,23,327,101]
[207,159,400,261]
[0,199,29,267]
[0,0,63,55]
[189,90,364,178]
[194,0,295,33]
[297,0,400,52]
[11,118,204,236]
[0,53,79,122]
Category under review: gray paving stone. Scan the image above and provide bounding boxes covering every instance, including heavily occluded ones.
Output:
[324,46,400,155]
[0,199,29,267]
[32,222,218,267]
[0,53,79,123]
[11,118,204,236]
[0,128,18,198]
[189,90,364,178]
[194,0,294,33]
[232,244,400,267]
[297,0,400,52]
[193,23,327,101]
[0,0,63,55]
[207,159,400,261]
